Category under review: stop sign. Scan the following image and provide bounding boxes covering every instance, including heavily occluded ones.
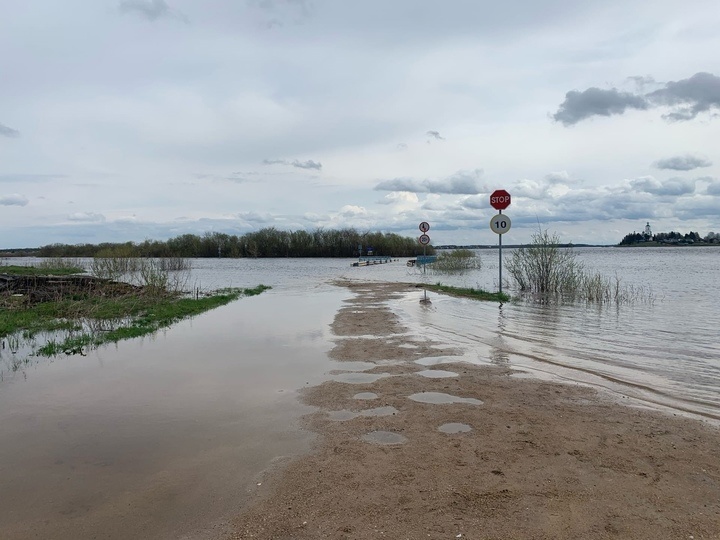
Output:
[490,189,511,210]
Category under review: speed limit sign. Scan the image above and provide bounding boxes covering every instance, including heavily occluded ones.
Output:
[418,234,431,245]
[490,214,511,235]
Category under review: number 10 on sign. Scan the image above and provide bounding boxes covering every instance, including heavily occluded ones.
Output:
[490,214,511,235]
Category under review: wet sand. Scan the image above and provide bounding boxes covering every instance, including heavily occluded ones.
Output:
[226,281,720,539]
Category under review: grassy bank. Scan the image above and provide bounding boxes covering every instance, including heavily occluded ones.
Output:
[33,286,270,356]
[1,264,271,358]
[424,283,509,303]
[1,264,85,276]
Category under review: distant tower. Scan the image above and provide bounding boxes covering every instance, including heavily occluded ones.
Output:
[644,222,652,240]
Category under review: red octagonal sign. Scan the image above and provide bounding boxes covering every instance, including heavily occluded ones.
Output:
[490,189,511,210]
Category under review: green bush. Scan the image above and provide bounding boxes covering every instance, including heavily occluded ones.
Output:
[430,249,481,274]
[506,229,653,304]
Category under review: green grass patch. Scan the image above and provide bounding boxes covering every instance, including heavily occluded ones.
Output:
[2,285,272,357]
[425,283,509,303]
[1,265,85,276]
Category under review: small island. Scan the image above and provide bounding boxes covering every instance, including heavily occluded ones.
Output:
[619,222,719,246]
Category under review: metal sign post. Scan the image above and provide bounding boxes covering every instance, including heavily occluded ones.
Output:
[489,191,512,295]
[418,222,431,302]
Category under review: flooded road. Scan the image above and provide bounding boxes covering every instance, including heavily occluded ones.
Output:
[1,247,719,537]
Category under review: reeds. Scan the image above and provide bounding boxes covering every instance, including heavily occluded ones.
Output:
[36,258,85,272]
[507,229,654,305]
[91,256,192,294]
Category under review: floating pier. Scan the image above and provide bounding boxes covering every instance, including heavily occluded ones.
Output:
[351,256,394,267]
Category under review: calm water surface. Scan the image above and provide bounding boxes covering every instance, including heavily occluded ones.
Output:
[1,247,718,538]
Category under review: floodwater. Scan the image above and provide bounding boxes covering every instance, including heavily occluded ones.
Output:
[0,284,347,539]
[1,246,719,538]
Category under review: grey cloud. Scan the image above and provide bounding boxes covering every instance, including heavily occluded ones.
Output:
[629,176,696,197]
[292,159,322,170]
[396,143,408,150]
[262,158,322,170]
[236,211,274,223]
[654,154,712,171]
[0,194,29,206]
[553,87,649,126]
[224,174,251,183]
[556,72,720,125]
[426,130,445,140]
[375,169,483,195]
[646,72,720,121]
[0,123,20,138]
[459,195,486,210]
[118,0,187,22]
[627,75,656,91]
[707,181,720,195]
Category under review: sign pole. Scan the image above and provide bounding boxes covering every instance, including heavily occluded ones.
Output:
[418,222,431,303]
[489,190,511,296]
[498,210,503,294]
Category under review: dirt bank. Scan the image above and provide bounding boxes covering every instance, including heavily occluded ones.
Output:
[226,281,720,539]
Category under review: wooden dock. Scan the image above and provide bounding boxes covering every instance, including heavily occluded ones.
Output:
[351,256,394,267]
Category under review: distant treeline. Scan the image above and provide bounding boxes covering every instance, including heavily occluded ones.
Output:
[619,230,719,246]
[22,228,433,258]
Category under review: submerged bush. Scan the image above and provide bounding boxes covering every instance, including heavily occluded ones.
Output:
[429,249,481,274]
[91,256,191,294]
[507,229,653,304]
[506,230,583,294]
[37,257,85,273]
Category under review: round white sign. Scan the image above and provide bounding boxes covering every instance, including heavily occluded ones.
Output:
[489,214,511,235]
[418,234,431,245]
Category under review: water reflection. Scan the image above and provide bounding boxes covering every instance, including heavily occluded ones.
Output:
[490,304,510,365]
[362,431,408,445]
[408,392,483,405]
[438,423,472,434]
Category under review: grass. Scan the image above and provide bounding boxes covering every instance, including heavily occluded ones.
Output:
[425,283,509,303]
[1,265,85,276]
[34,287,265,356]
[1,282,272,357]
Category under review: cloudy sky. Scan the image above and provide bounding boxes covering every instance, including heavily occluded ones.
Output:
[2,0,720,248]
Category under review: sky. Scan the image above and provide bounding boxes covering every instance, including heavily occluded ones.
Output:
[2,0,720,249]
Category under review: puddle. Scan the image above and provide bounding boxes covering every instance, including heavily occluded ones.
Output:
[438,423,473,434]
[416,369,458,379]
[408,392,483,405]
[362,431,407,445]
[353,392,379,400]
[330,361,376,372]
[415,356,463,366]
[328,410,358,421]
[328,406,398,421]
[332,372,393,384]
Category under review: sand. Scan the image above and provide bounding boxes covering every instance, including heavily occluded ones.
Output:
[225,281,720,540]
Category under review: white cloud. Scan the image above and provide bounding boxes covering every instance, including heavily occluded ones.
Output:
[67,212,106,222]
